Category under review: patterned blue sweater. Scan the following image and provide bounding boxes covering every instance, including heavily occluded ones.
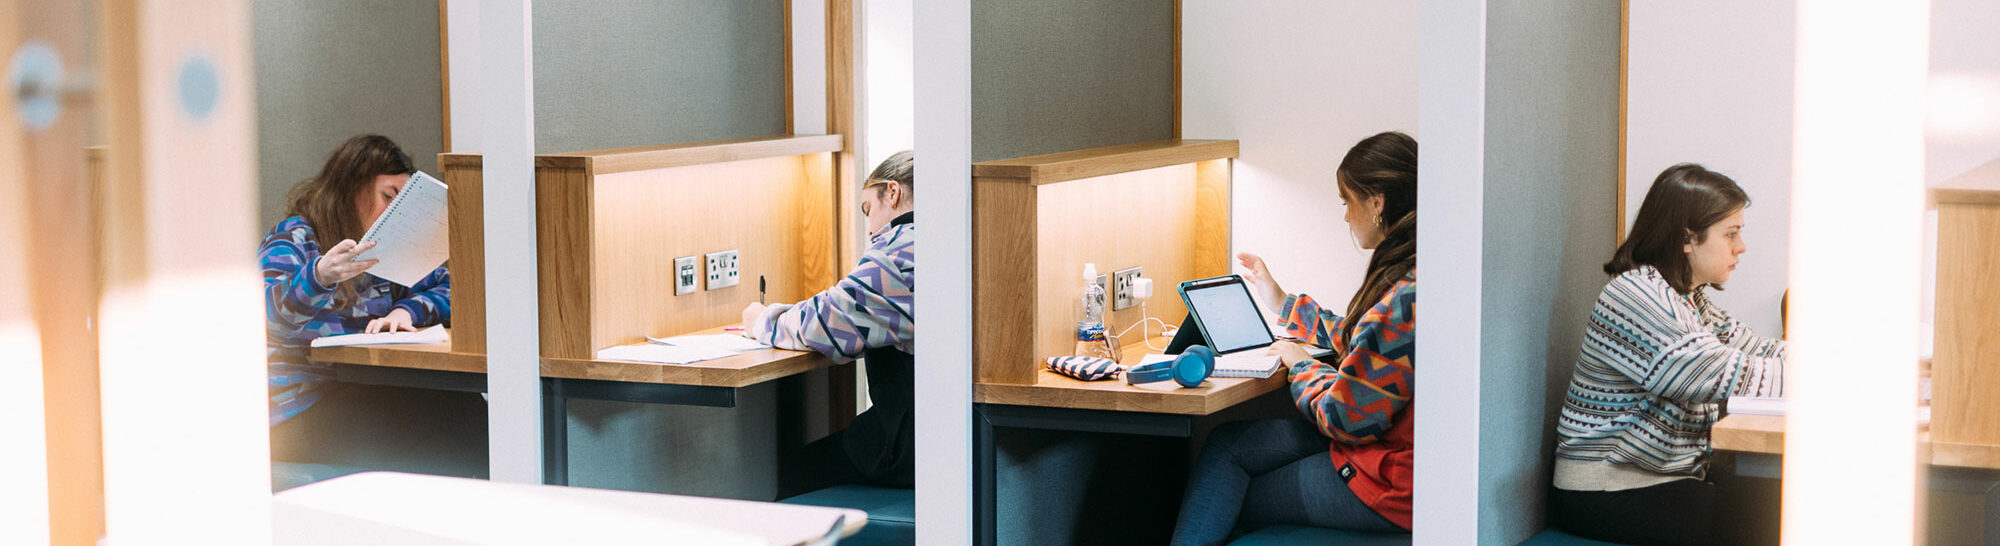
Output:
[1555,266,1784,481]
[261,216,451,425]
[750,213,914,362]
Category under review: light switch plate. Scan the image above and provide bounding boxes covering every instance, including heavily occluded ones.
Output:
[706,250,740,289]
[1112,266,1142,310]
[673,256,699,295]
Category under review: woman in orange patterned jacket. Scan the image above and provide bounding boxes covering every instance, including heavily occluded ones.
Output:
[1170,132,1417,545]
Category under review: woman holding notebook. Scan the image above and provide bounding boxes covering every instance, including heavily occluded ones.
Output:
[1547,164,1785,545]
[260,135,480,481]
[1170,132,1417,544]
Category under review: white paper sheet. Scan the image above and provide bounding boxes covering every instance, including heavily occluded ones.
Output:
[647,334,771,353]
[309,325,450,348]
[595,343,738,365]
[353,171,450,287]
[1726,396,1786,416]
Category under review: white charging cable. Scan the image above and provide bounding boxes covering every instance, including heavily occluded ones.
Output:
[1112,278,1172,351]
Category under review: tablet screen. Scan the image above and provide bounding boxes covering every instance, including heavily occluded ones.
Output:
[1182,276,1276,354]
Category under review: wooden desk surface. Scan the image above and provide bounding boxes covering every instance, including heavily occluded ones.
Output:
[1712,413,2000,470]
[309,327,838,389]
[973,336,1290,415]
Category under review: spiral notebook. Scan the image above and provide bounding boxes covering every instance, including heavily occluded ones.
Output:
[352,171,449,286]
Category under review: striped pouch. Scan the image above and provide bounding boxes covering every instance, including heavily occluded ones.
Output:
[1046,356,1125,381]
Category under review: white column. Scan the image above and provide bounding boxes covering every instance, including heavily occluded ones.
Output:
[1416,0,1483,543]
[479,0,543,484]
[446,0,482,152]
[1783,2,1927,543]
[791,0,829,135]
[913,0,972,542]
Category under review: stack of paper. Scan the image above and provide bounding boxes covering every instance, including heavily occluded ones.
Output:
[310,325,450,348]
[1726,396,1785,416]
[595,343,738,365]
[647,334,771,353]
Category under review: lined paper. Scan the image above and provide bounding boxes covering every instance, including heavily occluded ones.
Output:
[354,171,450,286]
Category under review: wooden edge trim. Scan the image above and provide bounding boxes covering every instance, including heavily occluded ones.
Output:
[539,134,846,175]
[1616,0,1629,245]
[1932,188,2000,207]
[439,0,451,152]
[439,153,483,169]
[972,139,1240,186]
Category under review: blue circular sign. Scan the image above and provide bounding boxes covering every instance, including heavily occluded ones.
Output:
[7,41,64,131]
[178,55,220,122]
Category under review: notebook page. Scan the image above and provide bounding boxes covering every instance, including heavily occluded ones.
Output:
[353,171,450,286]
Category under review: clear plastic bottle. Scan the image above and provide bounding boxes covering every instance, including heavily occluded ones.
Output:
[1074,263,1116,359]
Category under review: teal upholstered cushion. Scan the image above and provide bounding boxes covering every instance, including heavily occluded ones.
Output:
[780,485,916,545]
[1227,525,1411,546]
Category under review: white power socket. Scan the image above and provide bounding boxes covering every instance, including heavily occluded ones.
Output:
[1112,266,1143,310]
[673,256,699,295]
[705,250,740,289]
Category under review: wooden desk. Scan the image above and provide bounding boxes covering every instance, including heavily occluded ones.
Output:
[307,326,840,484]
[1713,413,2000,470]
[972,337,1291,545]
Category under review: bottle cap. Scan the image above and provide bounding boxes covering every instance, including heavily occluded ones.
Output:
[1082,263,1098,281]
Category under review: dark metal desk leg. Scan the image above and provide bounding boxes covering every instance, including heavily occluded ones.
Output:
[974,404,997,546]
[542,378,568,486]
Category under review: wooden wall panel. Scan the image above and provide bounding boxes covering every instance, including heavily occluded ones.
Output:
[1193,159,1232,279]
[1932,193,2000,445]
[537,165,595,359]
[972,177,1039,385]
[441,155,485,353]
[1032,165,1198,366]
[583,156,820,353]
[800,152,840,292]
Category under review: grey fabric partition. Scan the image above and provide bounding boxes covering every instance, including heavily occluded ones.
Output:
[253,0,443,233]
[1478,1,1621,542]
[971,0,1175,162]
[533,0,786,153]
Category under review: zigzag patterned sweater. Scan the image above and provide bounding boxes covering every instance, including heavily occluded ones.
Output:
[1276,272,1416,530]
[1554,266,1784,489]
[261,216,451,425]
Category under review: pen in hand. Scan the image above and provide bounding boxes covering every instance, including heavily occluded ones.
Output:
[759,275,766,305]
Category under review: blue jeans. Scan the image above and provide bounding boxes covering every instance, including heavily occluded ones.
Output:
[1170,419,1403,545]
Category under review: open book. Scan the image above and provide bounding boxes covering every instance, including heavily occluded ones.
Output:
[353,171,449,287]
[310,325,449,348]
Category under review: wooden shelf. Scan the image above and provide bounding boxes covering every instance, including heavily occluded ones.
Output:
[308,327,837,389]
[310,341,485,374]
[1712,414,1785,455]
[536,134,844,175]
[972,139,1239,186]
[976,371,1285,415]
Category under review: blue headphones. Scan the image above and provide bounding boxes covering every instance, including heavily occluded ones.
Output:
[1125,345,1215,388]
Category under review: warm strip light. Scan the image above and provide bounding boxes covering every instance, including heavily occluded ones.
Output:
[0,322,51,545]
[1784,1,1928,544]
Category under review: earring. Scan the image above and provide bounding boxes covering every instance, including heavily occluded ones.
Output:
[1374,214,1384,227]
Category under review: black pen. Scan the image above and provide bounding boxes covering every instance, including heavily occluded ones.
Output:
[759,275,766,305]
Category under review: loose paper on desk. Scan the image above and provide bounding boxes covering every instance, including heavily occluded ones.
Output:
[310,325,450,348]
[1726,396,1785,416]
[648,334,771,353]
[596,343,738,365]
[353,170,450,287]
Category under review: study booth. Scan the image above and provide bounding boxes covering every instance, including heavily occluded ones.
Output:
[964,138,1378,545]
[303,134,852,487]
[1711,188,2000,541]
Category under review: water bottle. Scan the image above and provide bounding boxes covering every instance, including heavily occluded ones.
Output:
[1075,263,1115,359]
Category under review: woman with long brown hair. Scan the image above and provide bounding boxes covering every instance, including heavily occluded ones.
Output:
[1548,164,1783,545]
[261,135,479,483]
[1170,131,1418,544]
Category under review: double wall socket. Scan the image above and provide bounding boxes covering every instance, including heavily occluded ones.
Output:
[673,256,700,295]
[1112,266,1143,310]
[706,250,741,289]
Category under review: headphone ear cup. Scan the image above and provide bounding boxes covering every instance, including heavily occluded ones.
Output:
[1172,346,1216,388]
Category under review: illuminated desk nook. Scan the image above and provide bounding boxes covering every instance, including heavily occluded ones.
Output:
[968,139,1250,544]
[308,135,850,486]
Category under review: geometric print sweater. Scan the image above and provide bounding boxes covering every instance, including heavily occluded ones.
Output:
[1275,272,1416,530]
[1555,265,1784,481]
[752,212,914,363]
[261,216,451,426]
